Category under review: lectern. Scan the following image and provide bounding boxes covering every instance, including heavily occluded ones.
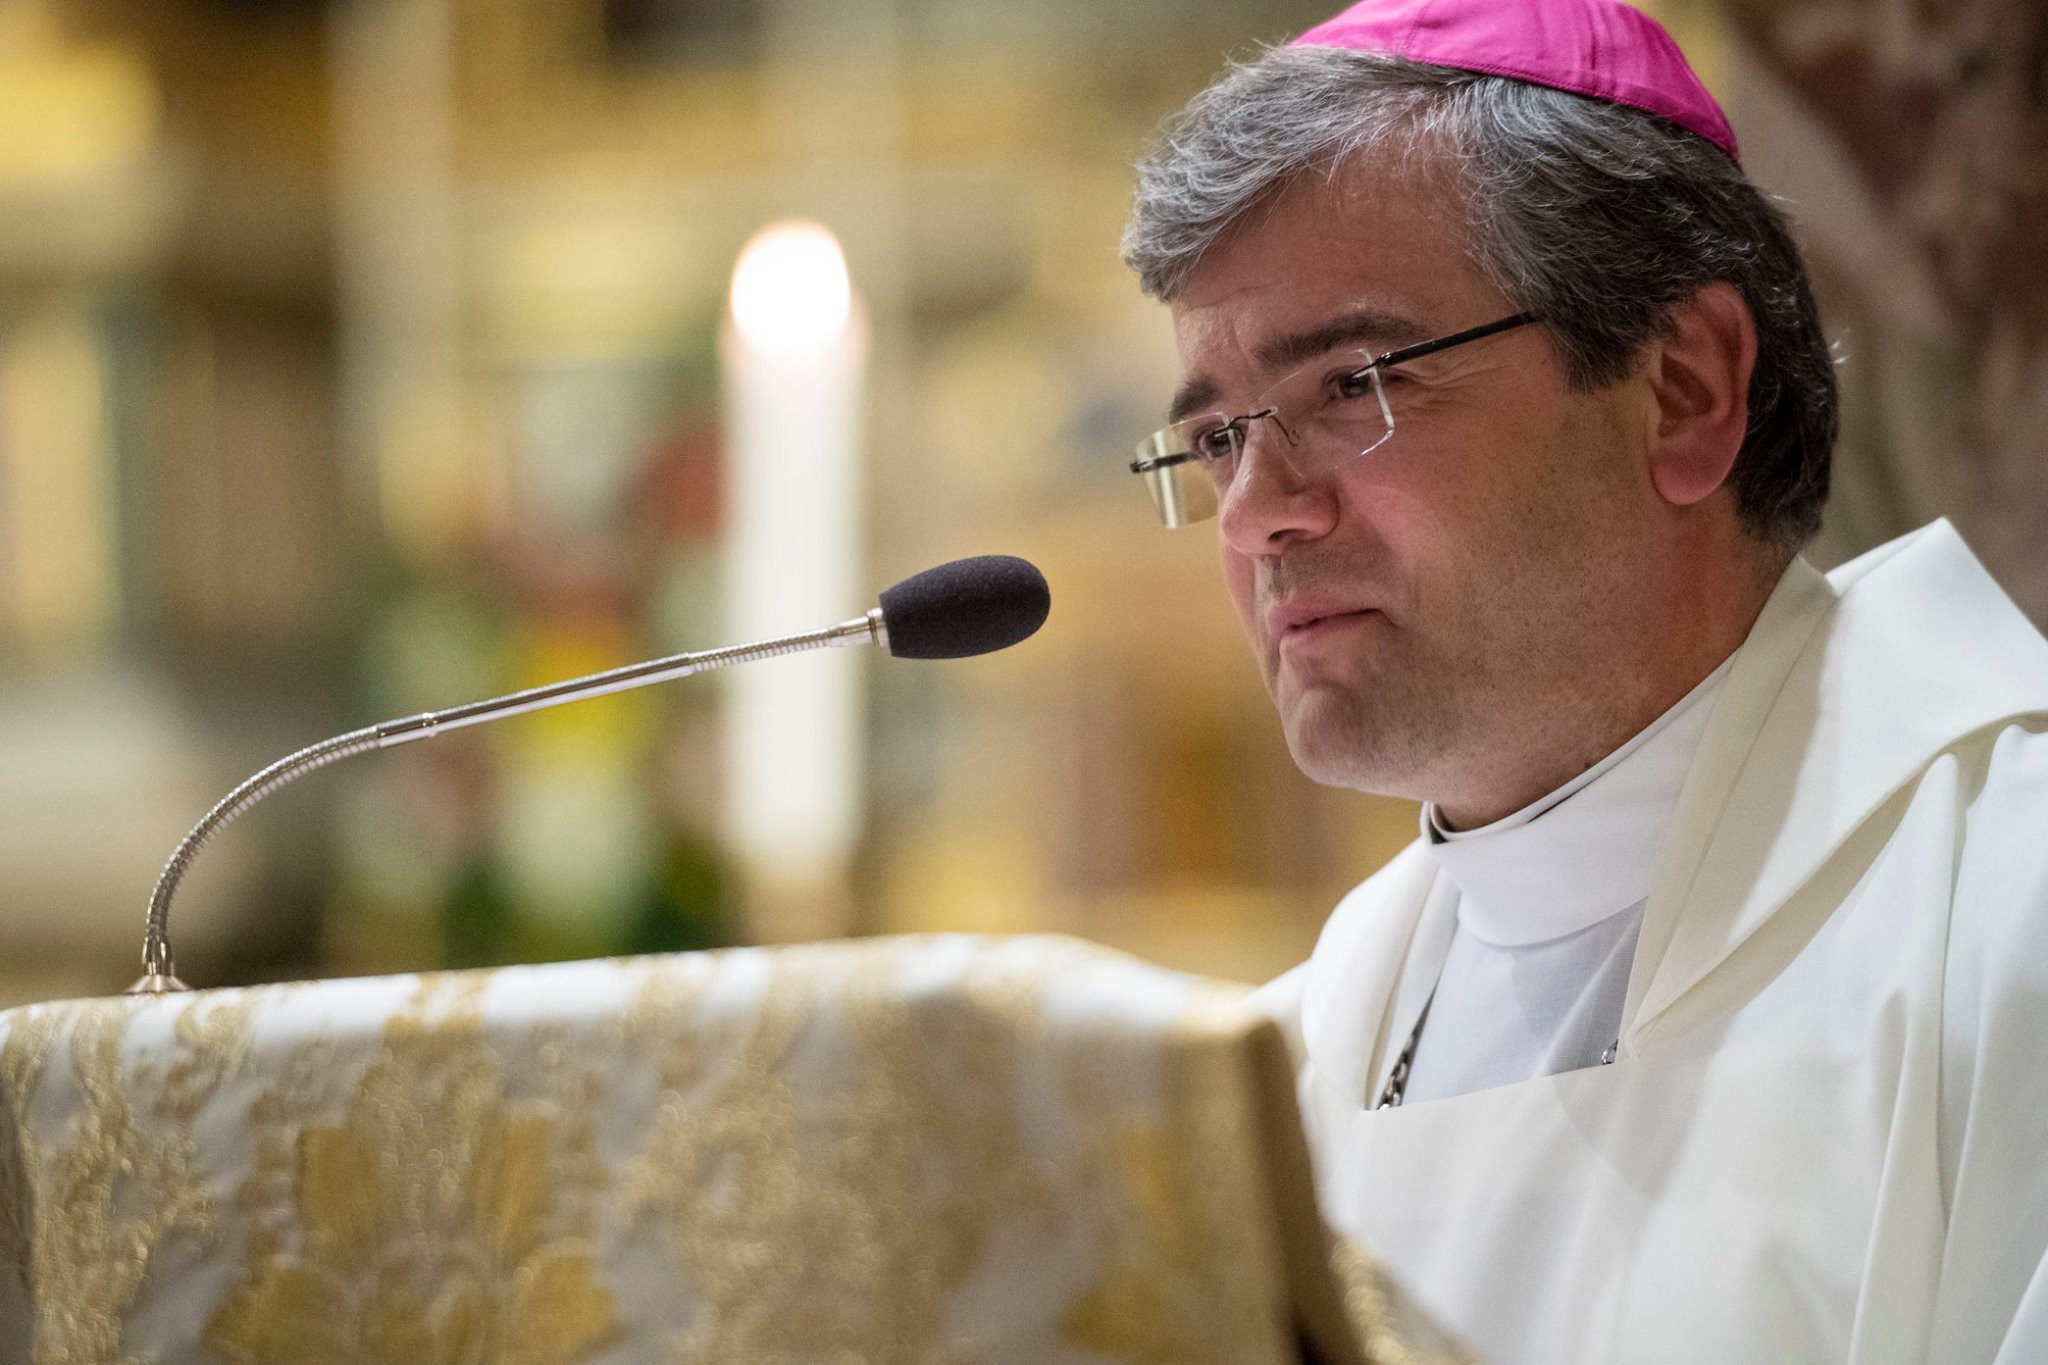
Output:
[0,935,1467,1363]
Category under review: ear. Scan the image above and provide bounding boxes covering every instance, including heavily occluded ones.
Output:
[1644,281,1757,508]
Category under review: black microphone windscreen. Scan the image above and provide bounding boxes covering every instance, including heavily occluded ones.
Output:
[878,555,1050,660]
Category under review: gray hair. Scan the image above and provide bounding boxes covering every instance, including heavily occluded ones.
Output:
[1124,47,1836,554]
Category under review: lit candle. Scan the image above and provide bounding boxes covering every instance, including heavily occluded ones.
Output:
[719,221,867,940]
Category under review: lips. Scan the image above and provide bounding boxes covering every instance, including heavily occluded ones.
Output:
[1268,599,1380,639]
[1253,601,1384,650]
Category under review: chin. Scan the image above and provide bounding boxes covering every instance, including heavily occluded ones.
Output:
[1275,672,1453,798]
[1280,691,1396,793]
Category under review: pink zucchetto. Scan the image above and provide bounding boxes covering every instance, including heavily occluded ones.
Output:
[1292,0,1739,160]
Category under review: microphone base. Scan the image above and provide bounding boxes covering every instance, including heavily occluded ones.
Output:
[128,972,192,996]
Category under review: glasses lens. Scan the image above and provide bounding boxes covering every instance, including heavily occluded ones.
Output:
[1129,359,1395,530]
[1274,361,1394,465]
[1133,430,1220,528]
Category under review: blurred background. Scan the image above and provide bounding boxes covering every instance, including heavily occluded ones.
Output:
[0,0,2040,1003]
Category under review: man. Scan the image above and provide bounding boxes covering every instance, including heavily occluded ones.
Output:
[1119,1,2048,1360]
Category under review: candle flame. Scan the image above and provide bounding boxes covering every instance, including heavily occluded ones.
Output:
[729,221,853,357]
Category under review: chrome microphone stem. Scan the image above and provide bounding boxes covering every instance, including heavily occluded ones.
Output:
[374,611,883,746]
[130,609,886,995]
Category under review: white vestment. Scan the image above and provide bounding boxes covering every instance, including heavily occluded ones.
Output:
[1406,659,1728,1102]
[1255,521,2048,1364]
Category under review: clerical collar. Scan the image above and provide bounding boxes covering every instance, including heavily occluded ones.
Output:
[1421,659,1732,947]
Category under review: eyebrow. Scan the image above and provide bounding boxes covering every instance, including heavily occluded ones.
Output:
[1166,378,1221,426]
[1166,307,1432,425]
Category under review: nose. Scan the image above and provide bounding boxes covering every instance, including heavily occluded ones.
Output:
[1216,419,1339,556]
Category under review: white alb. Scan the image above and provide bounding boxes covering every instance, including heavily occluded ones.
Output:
[1405,659,1729,1103]
[1255,521,2048,1364]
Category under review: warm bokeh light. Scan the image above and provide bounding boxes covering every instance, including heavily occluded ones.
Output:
[727,221,853,357]
[0,0,2019,1006]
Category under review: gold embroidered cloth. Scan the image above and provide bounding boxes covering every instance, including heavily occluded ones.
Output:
[0,934,1465,1364]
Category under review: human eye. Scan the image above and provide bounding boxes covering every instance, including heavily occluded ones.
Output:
[1307,360,1394,446]
[1188,420,1244,464]
[1332,365,1378,400]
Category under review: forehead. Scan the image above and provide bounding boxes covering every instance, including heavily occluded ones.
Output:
[1170,157,1501,376]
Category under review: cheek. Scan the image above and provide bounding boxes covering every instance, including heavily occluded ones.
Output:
[1325,445,1469,581]
[1367,395,1572,542]
[1322,418,1552,639]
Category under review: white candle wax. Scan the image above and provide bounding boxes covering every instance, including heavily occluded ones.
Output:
[719,222,867,920]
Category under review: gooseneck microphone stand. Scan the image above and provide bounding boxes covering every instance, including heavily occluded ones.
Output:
[132,610,889,995]
[132,552,1050,996]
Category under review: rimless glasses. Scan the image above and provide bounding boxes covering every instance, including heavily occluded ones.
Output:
[1130,311,1542,528]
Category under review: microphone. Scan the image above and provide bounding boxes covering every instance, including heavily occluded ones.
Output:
[878,554,1050,659]
[132,555,1050,994]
